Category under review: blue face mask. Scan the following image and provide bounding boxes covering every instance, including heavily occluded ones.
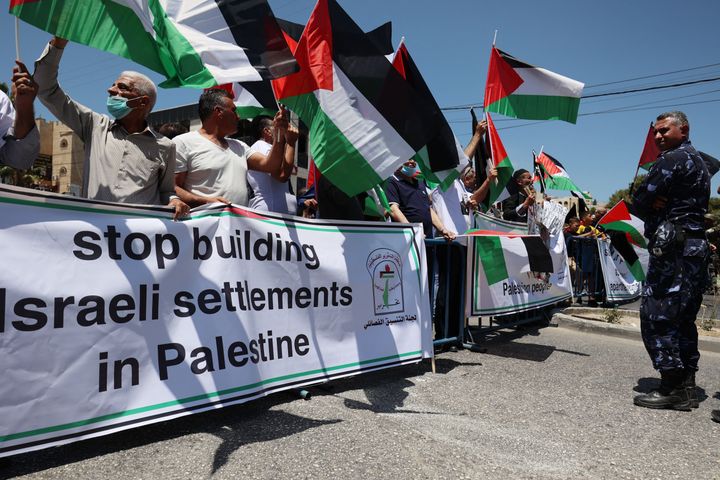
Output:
[106,95,139,120]
[401,164,420,177]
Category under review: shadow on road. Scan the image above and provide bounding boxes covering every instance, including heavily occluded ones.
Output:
[0,392,339,479]
[477,327,590,362]
[0,358,481,477]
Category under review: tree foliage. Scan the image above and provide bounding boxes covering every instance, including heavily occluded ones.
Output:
[607,175,646,207]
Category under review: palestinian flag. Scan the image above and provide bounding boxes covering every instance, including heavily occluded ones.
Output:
[534,151,590,199]
[468,232,553,285]
[10,0,297,88]
[392,40,468,191]
[278,18,394,55]
[272,0,438,196]
[638,123,661,171]
[608,232,646,282]
[597,200,647,249]
[484,47,584,124]
[211,82,277,119]
[485,113,514,204]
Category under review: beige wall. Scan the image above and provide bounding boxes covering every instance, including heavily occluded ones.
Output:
[50,122,84,195]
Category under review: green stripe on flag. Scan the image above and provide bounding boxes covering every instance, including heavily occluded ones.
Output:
[475,236,508,285]
[601,220,647,248]
[11,0,215,88]
[628,260,646,282]
[487,157,513,205]
[236,106,277,120]
[282,93,383,196]
[486,94,580,123]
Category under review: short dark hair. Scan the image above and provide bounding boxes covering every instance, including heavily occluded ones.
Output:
[512,169,529,181]
[198,88,233,122]
[158,122,188,139]
[250,115,274,140]
[657,111,689,128]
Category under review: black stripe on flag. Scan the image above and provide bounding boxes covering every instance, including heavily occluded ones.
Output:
[497,49,535,70]
[395,45,461,171]
[278,18,395,55]
[609,232,639,267]
[520,237,554,273]
[326,0,438,154]
[215,0,299,79]
[240,80,277,110]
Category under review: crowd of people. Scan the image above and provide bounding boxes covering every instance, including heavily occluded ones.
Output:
[2,36,719,422]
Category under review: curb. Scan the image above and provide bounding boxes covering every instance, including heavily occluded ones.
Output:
[551,313,720,354]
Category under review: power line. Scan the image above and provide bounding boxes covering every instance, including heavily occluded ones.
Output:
[584,62,720,89]
[440,76,720,111]
[582,76,720,98]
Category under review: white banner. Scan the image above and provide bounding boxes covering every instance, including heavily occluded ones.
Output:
[471,211,528,234]
[0,187,431,457]
[468,231,573,316]
[596,238,642,302]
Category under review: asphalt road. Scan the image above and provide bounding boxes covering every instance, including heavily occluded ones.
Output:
[3,325,720,479]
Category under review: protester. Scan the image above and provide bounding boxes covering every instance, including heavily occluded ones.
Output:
[33,36,188,219]
[385,159,455,240]
[296,186,317,218]
[501,169,535,222]
[1,61,39,169]
[247,115,299,214]
[316,173,366,221]
[158,122,188,140]
[385,159,456,343]
[172,89,290,208]
[631,111,710,412]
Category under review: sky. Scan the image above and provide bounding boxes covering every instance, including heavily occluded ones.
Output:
[2,0,720,203]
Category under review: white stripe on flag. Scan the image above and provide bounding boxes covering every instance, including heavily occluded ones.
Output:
[161,0,263,83]
[233,83,264,108]
[315,64,416,182]
[500,237,532,275]
[513,67,584,97]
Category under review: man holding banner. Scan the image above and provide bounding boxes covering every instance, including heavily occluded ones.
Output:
[631,111,710,412]
[34,36,188,220]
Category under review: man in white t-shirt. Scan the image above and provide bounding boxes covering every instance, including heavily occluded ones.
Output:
[173,89,290,207]
[247,115,298,214]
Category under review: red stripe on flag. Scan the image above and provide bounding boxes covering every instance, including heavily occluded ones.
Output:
[638,123,661,169]
[392,42,408,79]
[273,0,334,100]
[485,113,508,168]
[598,200,631,225]
[484,47,524,107]
[9,0,40,9]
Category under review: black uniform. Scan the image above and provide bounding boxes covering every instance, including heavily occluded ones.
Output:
[632,140,710,373]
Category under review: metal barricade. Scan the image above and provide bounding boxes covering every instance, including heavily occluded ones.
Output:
[425,238,486,351]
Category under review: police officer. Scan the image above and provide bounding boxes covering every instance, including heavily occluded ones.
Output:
[632,111,710,411]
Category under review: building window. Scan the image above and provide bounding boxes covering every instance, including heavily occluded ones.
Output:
[60,139,68,149]
[59,167,67,176]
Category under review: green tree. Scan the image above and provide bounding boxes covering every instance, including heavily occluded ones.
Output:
[0,82,8,96]
[607,175,646,207]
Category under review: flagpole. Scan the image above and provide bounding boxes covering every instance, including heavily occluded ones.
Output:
[15,17,21,61]
[492,30,498,47]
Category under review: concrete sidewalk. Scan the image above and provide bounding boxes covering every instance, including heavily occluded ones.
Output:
[553,307,720,354]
